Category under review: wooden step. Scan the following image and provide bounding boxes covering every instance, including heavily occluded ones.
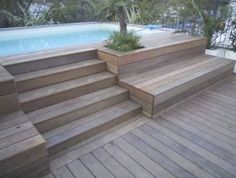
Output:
[44,100,141,155]
[0,111,49,178]
[119,55,235,117]
[28,86,128,133]
[19,71,116,112]
[151,58,234,101]
[15,59,106,93]
[152,59,234,116]
[3,49,97,75]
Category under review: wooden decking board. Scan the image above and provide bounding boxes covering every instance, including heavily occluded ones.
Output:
[0,111,28,131]
[15,59,104,82]
[189,99,236,122]
[43,173,55,178]
[178,100,236,126]
[210,82,236,99]
[28,86,126,120]
[53,166,75,178]
[29,86,128,132]
[49,114,146,162]
[119,81,154,104]
[174,106,236,137]
[147,120,236,176]
[16,60,106,93]
[140,124,234,178]
[4,155,50,178]
[19,71,116,112]
[43,100,137,139]
[195,93,236,114]
[191,98,236,120]
[123,132,195,178]
[19,71,115,103]
[218,80,236,90]
[119,46,206,76]
[0,128,38,149]
[166,108,236,145]
[149,59,230,94]
[138,56,215,90]
[80,153,115,178]
[49,115,148,171]
[121,54,209,85]
[131,128,215,178]
[0,135,46,175]
[103,142,155,178]
[45,101,140,151]
[178,98,236,128]
[114,137,174,178]
[67,159,94,178]
[202,90,236,106]
[159,114,236,165]
[0,121,33,140]
[92,147,135,178]
[138,55,218,90]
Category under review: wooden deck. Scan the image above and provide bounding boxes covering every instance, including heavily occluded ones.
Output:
[44,74,236,178]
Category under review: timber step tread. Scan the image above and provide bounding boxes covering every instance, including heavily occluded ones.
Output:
[121,55,234,96]
[44,100,141,155]
[18,71,116,104]
[147,58,234,95]
[27,86,128,132]
[14,59,104,82]
[120,54,214,84]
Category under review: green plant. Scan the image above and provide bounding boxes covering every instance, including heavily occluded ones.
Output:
[100,0,134,35]
[106,31,143,52]
[0,1,49,27]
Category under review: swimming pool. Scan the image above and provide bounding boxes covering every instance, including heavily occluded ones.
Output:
[0,23,144,57]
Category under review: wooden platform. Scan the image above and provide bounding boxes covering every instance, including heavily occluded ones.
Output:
[119,55,235,117]
[44,74,236,178]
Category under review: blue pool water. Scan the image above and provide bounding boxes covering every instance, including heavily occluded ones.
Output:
[0,23,143,57]
[0,30,112,57]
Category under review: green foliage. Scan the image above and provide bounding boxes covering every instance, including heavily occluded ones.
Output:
[134,0,166,25]
[48,0,97,23]
[170,0,230,48]
[106,32,143,52]
[99,0,134,34]
[229,19,236,52]
[0,1,48,27]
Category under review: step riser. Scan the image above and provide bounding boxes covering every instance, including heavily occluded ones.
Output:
[5,49,97,75]
[21,77,116,112]
[35,91,129,133]
[16,62,106,93]
[47,107,141,155]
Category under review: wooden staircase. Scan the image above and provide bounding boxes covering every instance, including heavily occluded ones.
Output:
[9,53,141,157]
[1,37,235,177]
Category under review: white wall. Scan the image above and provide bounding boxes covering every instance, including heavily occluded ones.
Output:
[206,48,236,73]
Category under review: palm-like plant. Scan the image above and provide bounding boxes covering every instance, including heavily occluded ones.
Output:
[101,0,133,35]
